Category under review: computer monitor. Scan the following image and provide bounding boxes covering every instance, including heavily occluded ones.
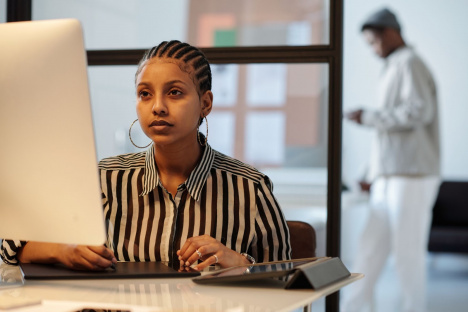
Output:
[0,19,106,246]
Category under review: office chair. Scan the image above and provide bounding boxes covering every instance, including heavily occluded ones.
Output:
[287,220,317,312]
[287,220,317,259]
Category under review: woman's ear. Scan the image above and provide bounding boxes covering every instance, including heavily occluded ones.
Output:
[200,90,213,117]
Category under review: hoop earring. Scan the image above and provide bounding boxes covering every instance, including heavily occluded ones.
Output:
[197,116,208,146]
[129,119,152,149]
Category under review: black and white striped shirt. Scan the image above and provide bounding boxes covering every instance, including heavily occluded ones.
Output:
[1,144,291,265]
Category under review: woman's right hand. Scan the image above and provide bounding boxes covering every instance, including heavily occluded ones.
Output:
[58,244,117,270]
[17,242,117,271]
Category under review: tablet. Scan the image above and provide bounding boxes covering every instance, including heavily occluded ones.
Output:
[192,257,351,289]
[20,261,200,280]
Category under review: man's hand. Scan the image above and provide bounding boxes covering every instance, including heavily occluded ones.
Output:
[359,181,372,192]
[345,109,363,124]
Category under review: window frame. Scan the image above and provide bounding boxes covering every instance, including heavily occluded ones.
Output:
[6,0,343,310]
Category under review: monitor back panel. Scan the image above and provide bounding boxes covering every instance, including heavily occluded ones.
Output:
[0,19,106,245]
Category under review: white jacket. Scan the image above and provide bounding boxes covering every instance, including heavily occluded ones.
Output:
[362,46,440,181]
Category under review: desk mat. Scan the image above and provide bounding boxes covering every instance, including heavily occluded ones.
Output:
[20,261,200,280]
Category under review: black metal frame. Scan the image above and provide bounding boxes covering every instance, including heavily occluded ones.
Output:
[5,1,343,311]
[7,0,31,22]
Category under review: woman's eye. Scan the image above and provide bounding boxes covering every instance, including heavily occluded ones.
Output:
[169,89,182,96]
[139,91,151,98]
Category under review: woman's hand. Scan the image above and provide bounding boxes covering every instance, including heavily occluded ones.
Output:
[176,235,251,271]
[57,244,117,270]
[18,242,117,271]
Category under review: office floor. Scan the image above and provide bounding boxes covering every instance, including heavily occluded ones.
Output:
[329,253,468,312]
[374,253,468,312]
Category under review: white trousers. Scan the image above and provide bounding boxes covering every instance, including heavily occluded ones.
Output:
[342,176,440,312]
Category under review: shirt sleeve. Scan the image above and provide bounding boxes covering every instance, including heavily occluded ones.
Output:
[361,56,437,131]
[1,239,26,265]
[98,169,113,251]
[250,176,291,263]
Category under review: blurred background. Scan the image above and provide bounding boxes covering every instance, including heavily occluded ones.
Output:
[342,2,468,311]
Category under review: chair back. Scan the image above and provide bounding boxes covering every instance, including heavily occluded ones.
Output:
[286,220,316,259]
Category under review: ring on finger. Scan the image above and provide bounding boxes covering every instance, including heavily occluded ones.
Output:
[213,254,219,264]
[196,249,202,259]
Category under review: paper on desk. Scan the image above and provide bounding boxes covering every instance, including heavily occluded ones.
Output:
[0,300,162,312]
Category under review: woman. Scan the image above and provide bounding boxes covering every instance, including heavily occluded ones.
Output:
[1,40,291,271]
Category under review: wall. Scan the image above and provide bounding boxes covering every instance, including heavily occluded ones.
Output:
[0,0,5,23]
[342,0,468,187]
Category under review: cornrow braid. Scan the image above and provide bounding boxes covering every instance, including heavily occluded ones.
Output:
[135,40,212,95]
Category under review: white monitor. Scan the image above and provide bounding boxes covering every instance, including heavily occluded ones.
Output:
[0,19,106,246]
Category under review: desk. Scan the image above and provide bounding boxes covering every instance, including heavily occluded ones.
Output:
[0,263,363,312]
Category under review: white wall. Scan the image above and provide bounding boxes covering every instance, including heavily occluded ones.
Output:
[342,0,468,187]
[0,0,5,23]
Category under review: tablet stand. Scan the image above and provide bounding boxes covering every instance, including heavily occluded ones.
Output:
[285,257,351,289]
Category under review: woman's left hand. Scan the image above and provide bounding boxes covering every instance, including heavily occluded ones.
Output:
[176,235,250,271]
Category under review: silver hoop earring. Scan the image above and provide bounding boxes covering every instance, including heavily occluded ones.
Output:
[129,119,152,149]
[197,116,208,146]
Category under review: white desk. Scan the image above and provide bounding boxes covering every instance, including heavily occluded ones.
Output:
[0,263,363,312]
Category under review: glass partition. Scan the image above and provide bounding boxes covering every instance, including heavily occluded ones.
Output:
[8,0,341,310]
[187,0,329,47]
[33,0,329,49]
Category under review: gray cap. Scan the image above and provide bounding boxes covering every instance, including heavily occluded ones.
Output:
[361,8,401,32]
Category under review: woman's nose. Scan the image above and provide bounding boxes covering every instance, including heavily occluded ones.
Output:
[152,96,167,115]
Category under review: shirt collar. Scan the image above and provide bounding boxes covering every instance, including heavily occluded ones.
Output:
[141,145,157,196]
[141,143,215,202]
[385,45,410,65]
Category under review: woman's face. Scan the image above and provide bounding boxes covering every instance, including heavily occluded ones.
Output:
[135,59,212,147]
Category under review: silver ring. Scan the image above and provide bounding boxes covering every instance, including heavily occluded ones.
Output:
[196,249,202,259]
[213,254,219,264]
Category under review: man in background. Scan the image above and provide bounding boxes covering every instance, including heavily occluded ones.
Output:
[343,8,440,312]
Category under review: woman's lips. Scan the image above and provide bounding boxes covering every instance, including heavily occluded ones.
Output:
[150,120,172,127]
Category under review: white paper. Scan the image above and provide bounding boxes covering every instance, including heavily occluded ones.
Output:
[246,64,287,107]
[203,112,235,157]
[287,21,312,46]
[245,112,285,165]
[211,64,238,107]
[1,300,162,312]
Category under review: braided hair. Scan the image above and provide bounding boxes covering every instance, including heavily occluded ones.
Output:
[135,40,212,96]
